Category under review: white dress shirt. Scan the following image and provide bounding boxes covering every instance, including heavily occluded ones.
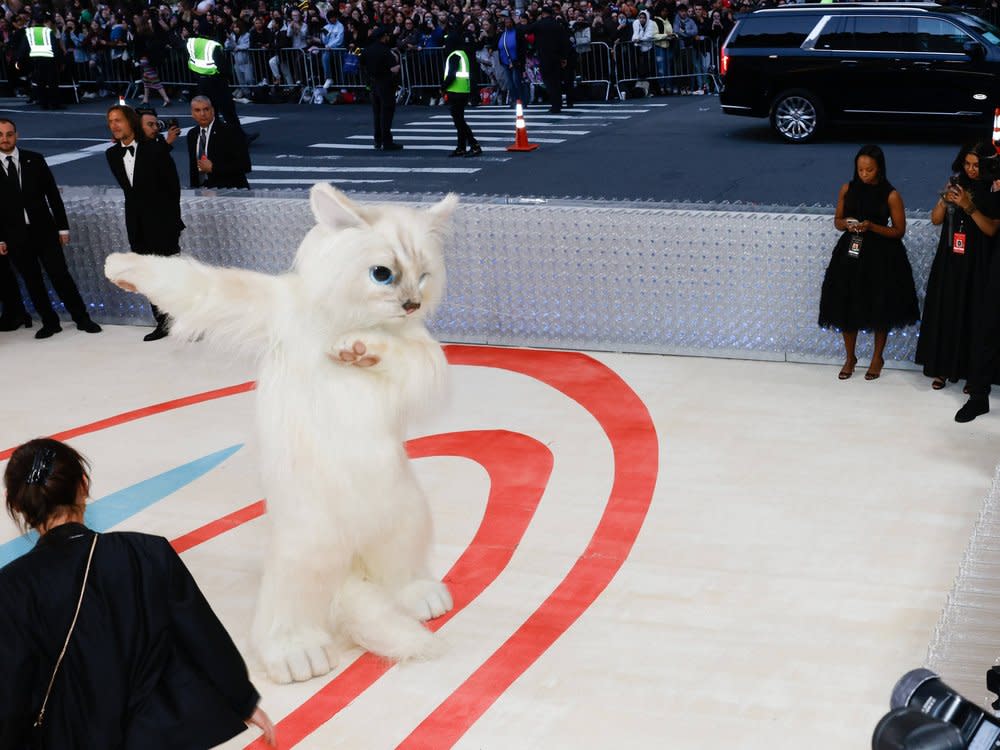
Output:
[121,138,137,187]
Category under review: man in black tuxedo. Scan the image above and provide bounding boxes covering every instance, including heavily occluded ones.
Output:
[525,6,572,112]
[360,27,403,151]
[0,118,101,339]
[186,96,251,190]
[106,104,185,341]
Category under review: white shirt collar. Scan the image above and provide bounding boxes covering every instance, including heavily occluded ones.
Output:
[3,147,19,166]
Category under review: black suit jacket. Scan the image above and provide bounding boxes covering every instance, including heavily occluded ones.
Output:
[186,119,251,190]
[0,149,68,249]
[106,139,185,253]
[525,17,572,63]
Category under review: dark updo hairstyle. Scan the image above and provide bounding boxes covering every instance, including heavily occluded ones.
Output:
[4,438,90,531]
[851,144,887,186]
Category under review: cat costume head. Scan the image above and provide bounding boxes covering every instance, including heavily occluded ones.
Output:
[296,184,458,331]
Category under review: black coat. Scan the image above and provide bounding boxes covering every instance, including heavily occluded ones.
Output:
[0,149,68,249]
[186,119,251,190]
[361,39,398,88]
[106,139,185,253]
[525,16,571,63]
[0,523,259,750]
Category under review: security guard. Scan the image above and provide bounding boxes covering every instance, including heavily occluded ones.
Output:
[19,12,63,110]
[440,29,481,158]
[186,35,255,142]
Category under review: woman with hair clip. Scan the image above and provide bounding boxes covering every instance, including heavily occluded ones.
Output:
[818,144,920,380]
[0,438,276,749]
[916,142,1000,391]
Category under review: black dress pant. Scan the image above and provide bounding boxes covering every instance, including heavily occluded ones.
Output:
[30,58,60,109]
[0,253,26,319]
[197,74,244,137]
[371,82,396,147]
[540,59,562,110]
[7,235,90,327]
[133,245,179,329]
[447,93,478,150]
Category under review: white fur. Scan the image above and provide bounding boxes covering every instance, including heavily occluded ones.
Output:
[105,185,459,683]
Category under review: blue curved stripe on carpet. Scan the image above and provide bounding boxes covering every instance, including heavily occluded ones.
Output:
[0,444,242,567]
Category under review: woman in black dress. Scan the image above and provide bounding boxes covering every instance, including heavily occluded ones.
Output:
[819,145,920,380]
[915,142,1000,390]
[0,438,276,749]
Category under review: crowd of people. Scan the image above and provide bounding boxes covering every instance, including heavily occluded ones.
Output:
[818,143,1000,424]
[0,0,779,106]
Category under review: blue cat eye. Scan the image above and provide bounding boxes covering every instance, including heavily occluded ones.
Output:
[369,266,396,285]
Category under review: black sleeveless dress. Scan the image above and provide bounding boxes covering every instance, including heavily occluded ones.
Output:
[818,179,920,332]
[915,183,999,382]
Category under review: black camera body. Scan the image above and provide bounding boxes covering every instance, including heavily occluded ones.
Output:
[872,668,1000,750]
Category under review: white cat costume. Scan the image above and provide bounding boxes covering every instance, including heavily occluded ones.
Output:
[105,185,457,684]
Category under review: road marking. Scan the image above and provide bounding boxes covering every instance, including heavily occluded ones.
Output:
[250,178,394,184]
[46,142,114,166]
[310,143,508,152]
[252,164,481,174]
[401,125,590,135]
[429,113,632,120]
[20,137,111,142]
[348,134,566,144]
[0,108,276,125]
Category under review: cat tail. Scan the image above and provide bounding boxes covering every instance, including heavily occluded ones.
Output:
[105,251,284,356]
[337,576,444,662]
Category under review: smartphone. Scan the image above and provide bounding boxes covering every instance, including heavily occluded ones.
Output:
[949,173,961,187]
[167,118,179,130]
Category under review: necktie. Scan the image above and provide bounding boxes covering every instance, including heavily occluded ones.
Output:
[125,144,134,156]
[197,129,207,160]
[5,155,19,191]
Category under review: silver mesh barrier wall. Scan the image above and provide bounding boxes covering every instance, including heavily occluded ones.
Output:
[926,464,1000,713]
[44,189,940,364]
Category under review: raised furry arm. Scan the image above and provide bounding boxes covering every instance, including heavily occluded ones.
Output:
[105,252,284,354]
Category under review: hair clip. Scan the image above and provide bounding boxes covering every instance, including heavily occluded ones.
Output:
[25,447,56,486]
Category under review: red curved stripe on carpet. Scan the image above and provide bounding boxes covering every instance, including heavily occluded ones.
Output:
[392,345,659,750]
[0,381,256,461]
[243,429,553,750]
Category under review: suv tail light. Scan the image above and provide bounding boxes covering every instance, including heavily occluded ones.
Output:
[720,48,729,77]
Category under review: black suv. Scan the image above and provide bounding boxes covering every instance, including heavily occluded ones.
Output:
[719,3,1000,142]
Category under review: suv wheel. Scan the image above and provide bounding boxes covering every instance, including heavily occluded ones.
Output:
[770,89,823,143]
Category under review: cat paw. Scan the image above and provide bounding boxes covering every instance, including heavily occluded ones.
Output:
[330,339,382,368]
[257,628,341,684]
[399,579,454,622]
[104,252,144,293]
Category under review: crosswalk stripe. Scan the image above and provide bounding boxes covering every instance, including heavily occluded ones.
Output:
[348,134,566,144]
[523,106,649,113]
[310,144,507,152]
[254,164,481,174]
[250,178,394,184]
[428,113,632,121]
[398,127,590,135]
[406,120,596,131]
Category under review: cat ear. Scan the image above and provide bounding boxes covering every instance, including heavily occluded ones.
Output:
[310,183,368,230]
[427,193,459,228]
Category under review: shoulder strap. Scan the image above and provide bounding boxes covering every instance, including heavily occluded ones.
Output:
[34,534,97,729]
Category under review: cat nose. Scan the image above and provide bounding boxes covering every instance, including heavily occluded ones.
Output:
[402,300,421,313]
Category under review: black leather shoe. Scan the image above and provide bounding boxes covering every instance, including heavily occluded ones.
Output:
[956,398,990,423]
[0,313,31,331]
[76,319,102,333]
[382,142,404,151]
[448,148,467,158]
[466,144,483,157]
[373,143,383,151]
[143,326,169,342]
[35,323,62,339]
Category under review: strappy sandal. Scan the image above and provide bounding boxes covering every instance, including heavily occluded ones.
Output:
[838,356,858,380]
[932,377,947,390]
[865,356,884,381]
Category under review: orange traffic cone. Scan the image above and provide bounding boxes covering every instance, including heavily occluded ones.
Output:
[507,100,539,152]
[993,108,1000,153]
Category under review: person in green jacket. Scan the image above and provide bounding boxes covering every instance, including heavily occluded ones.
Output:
[441,27,482,158]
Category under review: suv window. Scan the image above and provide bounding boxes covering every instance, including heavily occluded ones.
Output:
[914,17,971,53]
[816,15,915,52]
[726,16,817,48]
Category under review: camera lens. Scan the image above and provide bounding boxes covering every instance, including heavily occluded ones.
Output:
[156,119,166,131]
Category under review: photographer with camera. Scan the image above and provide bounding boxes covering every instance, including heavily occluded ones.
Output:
[105,104,185,342]
[137,107,181,150]
[916,142,1000,395]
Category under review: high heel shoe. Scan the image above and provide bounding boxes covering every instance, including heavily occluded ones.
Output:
[865,356,885,381]
[931,377,947,390]
[838,356,857,380]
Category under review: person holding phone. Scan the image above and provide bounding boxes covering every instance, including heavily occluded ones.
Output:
[916,142,1000,393]
[818,145,920,380]
[138,107,181,149]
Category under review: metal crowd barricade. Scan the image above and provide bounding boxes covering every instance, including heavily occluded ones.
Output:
[307,47,368,91]
[574,41,612,101]
[614,38,722,99]
[400,46,445,104]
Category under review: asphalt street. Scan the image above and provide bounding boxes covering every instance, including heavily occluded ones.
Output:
[0,94,981,209]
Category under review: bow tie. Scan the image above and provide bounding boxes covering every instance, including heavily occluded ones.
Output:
[124,144,134,156]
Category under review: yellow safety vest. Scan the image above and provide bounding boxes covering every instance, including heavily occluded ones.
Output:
[187,37,220,75]
[27,26,54,59]
[444,50,470,94]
